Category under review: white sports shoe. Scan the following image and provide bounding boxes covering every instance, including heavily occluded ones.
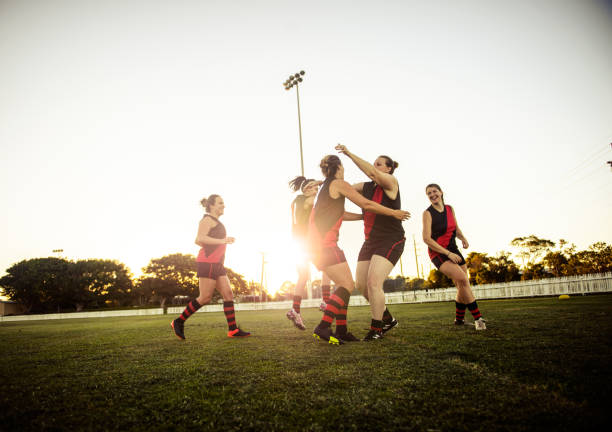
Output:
[286,308,305,330]
[293,312,306,330]
[474,318,487,331]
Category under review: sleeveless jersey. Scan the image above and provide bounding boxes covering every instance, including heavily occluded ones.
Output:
[196,215,226,264]
[291,194,311,239]
[426,205,457,260]
[308,178,345,249]
[362,181,404,241]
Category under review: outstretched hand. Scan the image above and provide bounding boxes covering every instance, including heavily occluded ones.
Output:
[394,210,411,221]
[335,143,349,155]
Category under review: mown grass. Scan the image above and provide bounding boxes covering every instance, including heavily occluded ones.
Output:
[1,295,611,431]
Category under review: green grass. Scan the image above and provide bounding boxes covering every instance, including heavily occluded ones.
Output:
[1,295,611,431]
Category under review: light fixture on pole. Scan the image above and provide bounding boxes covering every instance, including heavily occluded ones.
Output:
[284,70,306,176]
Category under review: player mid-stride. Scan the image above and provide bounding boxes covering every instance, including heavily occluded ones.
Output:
[286,176,332,330]
[171,194,251,340]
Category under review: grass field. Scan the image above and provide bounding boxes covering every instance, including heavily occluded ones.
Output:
[1,295,611,431]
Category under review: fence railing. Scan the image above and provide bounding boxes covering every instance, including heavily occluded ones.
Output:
[2,272,611,322]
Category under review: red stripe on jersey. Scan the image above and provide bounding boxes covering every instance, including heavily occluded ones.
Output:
[429,205,457,260]
[363,186,383,240]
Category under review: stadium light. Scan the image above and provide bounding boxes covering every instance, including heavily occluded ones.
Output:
[283,70,306,176]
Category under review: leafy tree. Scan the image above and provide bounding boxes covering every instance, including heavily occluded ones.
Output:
[427,268,453,288]
[510,235,555,266]
[487,252,521,283]
[0,258,72,313]
[70,259,133,310]
[542,251,568,277]
[521,262,549,280]
[141,253,199,307]
[226,268,250,296]
[406,278,429,291]
[466,252,490,285]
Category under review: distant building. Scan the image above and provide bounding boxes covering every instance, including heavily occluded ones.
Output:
[0,300,27,316]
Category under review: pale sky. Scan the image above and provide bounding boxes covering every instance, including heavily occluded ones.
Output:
[1,0,611,294]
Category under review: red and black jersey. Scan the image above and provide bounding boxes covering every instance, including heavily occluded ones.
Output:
[308,178,345,249]
[427,204,458,260]
[196,214,226,265]
[291,194,311,239]
[362,181,404,241]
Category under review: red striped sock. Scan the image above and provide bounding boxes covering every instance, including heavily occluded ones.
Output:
[320,287,350,327]
[223,301,237,331]
[467,301,482,320]
[335,307,347,335]
[371,319,383,332]
[455,302,466,322]
[321,285,331,304]
[179,299,202,321]
[292,296,302,314]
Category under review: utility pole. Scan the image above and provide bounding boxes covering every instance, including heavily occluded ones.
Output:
[413,235,420,279]
[260,252,266,302]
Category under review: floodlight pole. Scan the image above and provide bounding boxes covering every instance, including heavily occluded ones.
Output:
[295,82,304,177]
[284,70,306,177]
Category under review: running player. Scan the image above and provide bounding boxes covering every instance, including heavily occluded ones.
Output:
[310,155,411,344]
[335,144,405,341]
[422,184,486,330]
[286,176,332,330]
[171,194,251,340]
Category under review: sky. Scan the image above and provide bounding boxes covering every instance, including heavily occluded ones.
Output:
[1,0,611,295]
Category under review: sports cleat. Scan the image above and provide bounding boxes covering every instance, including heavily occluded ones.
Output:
[336,331,360,342]
[319,302,327,312]
[382,318,398,334]
[363,329,384,341]
[474,318,487,331]
[454,319,465,326]
[313,325,343,345]
[228,328,251,338]
[171,319,185,340]
[286,309,306,330]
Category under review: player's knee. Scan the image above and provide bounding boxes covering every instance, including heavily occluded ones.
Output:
[197,295,211,305]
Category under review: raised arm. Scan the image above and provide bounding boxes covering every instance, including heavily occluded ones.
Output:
[336,144,397,192]
[333,179,410,221]
[195,217,235,247]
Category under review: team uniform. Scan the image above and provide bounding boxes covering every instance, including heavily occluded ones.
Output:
[358,181,405,265]
[196,215,227,279]
[308,178,347,271]
[171,212,250,339]
[291,194,311,264]
[426,204,466,269]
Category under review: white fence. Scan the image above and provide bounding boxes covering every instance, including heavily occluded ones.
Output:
[2,272,611,323]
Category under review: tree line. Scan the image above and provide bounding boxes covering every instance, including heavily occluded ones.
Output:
[383,236,612,292]
[1,236,611,314]
[0,253,252,314]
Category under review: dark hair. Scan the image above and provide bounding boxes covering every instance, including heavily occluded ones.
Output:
[289,176,316,193]
[379,155,398,174]
[200,194,221,212]
[320,155,342,179]
[425,183,444,205]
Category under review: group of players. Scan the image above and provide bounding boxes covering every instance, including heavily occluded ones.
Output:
[171,144,486,344]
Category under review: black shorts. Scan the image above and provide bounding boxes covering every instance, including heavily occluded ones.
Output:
[431,247,465,269]
[358,237,405,266]
[311,246,347,271]
[197,262,227,279]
